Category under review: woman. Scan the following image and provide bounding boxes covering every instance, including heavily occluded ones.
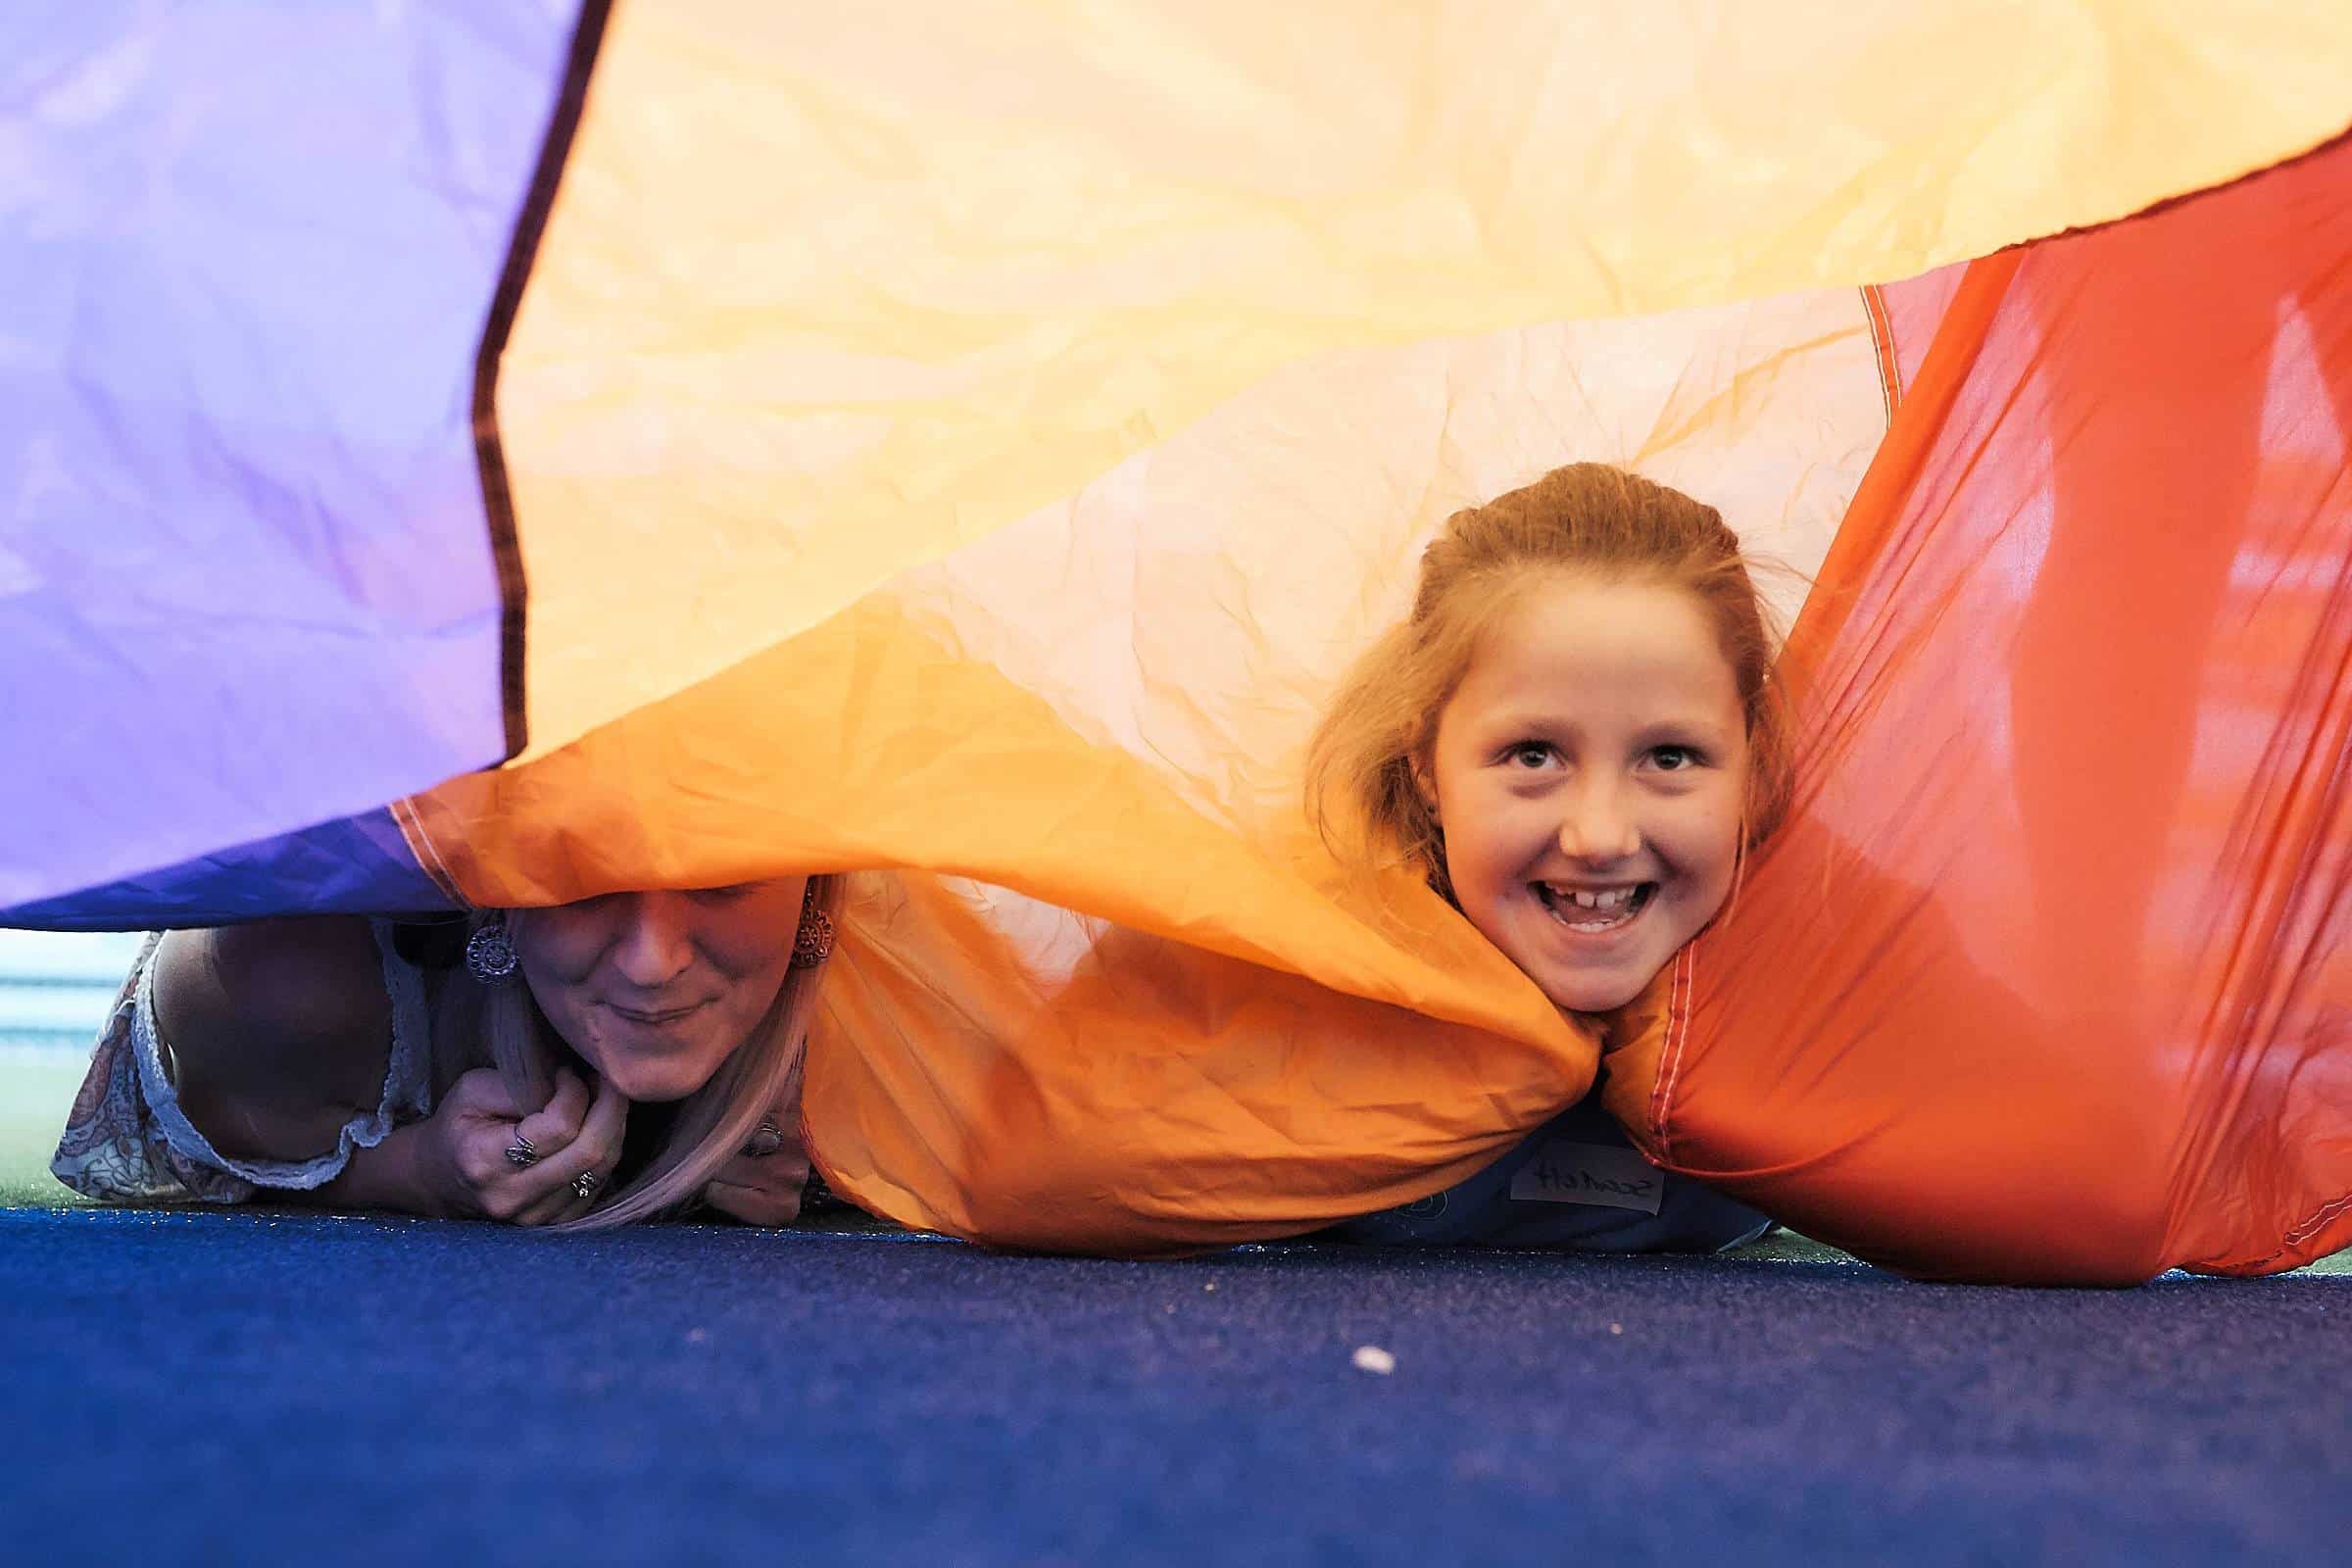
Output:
[53,876,842,1229]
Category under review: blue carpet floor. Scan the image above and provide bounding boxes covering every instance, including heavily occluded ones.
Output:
[3,1207,2345,1565]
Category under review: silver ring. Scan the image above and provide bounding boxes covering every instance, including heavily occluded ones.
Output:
[742,1116,787,1158]
[504,1135,539,1168]
[571,1169,601,1200]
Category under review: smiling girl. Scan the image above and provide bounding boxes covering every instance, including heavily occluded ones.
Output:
[53,878,842,1229]
[1305,463,1787,1250]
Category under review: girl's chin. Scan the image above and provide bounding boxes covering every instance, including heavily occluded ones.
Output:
[1541,975,1650,1014]
[1516,940,1668,1013]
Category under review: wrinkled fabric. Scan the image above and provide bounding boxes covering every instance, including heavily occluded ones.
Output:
[497,1,2352,766]
[398,289,1892,1246]
[1608,133,2352,1284]
[9,6,2352,1283]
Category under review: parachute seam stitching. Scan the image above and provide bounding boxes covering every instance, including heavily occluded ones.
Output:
[1650,944,1695,1164]
[1860,282,1901,427]
[388,799,466,908]
[2225,1191,2352,1275]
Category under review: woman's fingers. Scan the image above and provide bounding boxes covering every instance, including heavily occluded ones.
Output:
[443,1066,530,1123]
[517,1071,629,1225]
[439,1069,561,1217]
[441,1066,617,1226]
[701,1123,811,1226]
[703,1167,808,1226]
[507,1067,590,1167]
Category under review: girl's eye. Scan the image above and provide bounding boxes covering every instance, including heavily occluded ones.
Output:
[1506,742,1555,769]
[1650,745,1704,771]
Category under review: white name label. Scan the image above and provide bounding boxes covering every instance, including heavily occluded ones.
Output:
[1507,1140,1666,1214]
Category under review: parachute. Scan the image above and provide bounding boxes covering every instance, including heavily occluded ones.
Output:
[8,2,2351,1283]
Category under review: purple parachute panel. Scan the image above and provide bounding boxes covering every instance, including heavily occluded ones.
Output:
[1,808,459,931]
[0,4,581,909]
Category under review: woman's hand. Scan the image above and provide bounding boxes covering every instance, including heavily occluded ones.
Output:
[701,1102,811,1226]
[406,1066,626,1224]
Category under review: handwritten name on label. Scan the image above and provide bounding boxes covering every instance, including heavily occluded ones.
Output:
[1507,1141,1665,1214]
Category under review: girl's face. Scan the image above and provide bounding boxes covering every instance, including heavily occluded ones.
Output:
[514,878,808,1102]
[1419,576,1748,1013]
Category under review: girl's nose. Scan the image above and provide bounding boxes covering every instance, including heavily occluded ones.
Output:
[1558,783,1642,862]
[609,893,697,987]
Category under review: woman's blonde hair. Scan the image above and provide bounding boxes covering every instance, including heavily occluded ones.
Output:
[1306,464,1791,900]
[440,874,844,1230]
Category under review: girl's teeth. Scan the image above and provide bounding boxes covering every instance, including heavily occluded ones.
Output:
[1540,882,1647,930]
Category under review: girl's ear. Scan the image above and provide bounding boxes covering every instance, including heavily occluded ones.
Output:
[1411,753,1441,824]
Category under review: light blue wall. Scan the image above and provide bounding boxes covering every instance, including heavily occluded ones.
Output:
[0,932,145,1051]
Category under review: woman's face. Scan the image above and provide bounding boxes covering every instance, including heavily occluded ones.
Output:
[1419,575,1749,1013]
[513,879,808,1102]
